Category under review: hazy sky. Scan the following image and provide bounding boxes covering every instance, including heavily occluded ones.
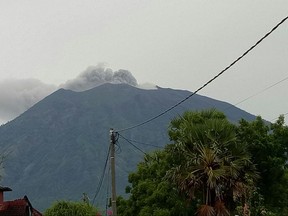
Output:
[0,1,287,124]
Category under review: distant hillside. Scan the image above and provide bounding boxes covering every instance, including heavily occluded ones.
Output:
[0,83,256,210]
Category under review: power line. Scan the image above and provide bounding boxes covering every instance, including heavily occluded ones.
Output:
[92,144,111,205]
[119,137,164,149]
[224,75,288,111]
[118,133,147,155]
[116,15,288,133]
[270,112,288,122]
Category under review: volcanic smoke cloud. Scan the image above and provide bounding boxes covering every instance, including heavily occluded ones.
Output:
[61,65,138,92]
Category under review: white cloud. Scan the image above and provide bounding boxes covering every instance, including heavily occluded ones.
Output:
[0,79,56,124]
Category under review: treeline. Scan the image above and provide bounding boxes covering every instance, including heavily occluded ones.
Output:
[117,109,288,216]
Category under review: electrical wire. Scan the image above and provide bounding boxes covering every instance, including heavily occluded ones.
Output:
[115,144,122,154]
[224,75,288,111]
[92,144,111,205]
[270,112,288,122]
[118,133,147,155]
[116,15,288,133]
[119,137,164,149]
[114,133,122,154]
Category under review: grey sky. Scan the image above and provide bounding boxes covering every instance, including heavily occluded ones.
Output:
[0,1,287,124]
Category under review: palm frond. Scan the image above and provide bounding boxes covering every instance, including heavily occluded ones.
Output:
[214,200,230,216]
[197,204,216,216]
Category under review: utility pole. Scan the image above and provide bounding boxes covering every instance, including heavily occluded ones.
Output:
[110,129,117,216]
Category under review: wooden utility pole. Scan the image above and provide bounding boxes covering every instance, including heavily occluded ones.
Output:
[110,129,117,216]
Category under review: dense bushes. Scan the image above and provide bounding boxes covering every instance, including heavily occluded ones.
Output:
[44,201,98,216]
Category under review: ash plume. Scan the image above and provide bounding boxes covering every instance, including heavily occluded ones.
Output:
[61,65,138,92]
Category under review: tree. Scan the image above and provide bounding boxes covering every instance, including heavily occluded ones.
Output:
[117,150,195,216]
[166,109,257,216]
[44,200,99,216]
[237,115,288,215]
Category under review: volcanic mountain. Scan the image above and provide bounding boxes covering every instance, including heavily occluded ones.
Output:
[0,83,256,210]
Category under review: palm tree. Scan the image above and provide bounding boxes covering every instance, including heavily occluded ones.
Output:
[166,109,257,216]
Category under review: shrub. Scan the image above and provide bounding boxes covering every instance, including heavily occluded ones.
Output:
[44,200,98,216]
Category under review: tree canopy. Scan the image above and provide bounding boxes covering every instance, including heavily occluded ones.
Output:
[118,110,288,216]
[237,115,288,215]
[166,109,257,216]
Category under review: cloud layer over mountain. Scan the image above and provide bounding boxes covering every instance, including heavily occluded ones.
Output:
[0,79,56,124]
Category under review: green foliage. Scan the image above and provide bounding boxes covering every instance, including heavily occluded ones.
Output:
[167,109,257,215]
[117,150,196,216]
[237,115,288,215]
[44,200,98,216]
[119,110,288,216]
